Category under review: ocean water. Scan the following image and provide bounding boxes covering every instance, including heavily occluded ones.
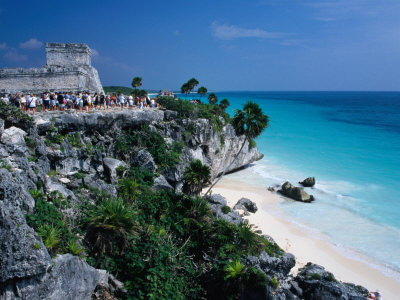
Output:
[214,91,400,277]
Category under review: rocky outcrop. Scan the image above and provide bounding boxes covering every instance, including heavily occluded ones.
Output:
[0,254,124,300]
[279,181,314,203]
[294,263,368,300]
[1,127,27,146]
[135,150,156,172]
[233,197,258,214]
[299,177,316,187]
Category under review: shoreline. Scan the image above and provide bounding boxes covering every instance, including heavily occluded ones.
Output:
[207,176,400,300]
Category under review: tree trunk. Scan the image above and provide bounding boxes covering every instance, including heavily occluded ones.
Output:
[202,137,247,199]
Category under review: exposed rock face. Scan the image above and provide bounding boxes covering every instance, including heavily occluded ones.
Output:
[152,175,173,192]
[135,150,156,172]
[294,263,368,300]
[103,157,127,184]
[0,254,124,300]
[1,127,27,146]
[299,177,316,187]
[279,181,314,203]
[233,197,258,213]
[0,43,103,94]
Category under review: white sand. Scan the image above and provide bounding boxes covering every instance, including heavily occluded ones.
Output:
[207,178,400,300]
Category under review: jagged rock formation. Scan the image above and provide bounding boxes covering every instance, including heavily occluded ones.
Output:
[233,197,258,214]
[0,43,103,94]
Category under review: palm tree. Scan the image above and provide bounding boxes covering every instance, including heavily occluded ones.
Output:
[208,93,218,105]
[85,198,137,262]
[197,86,207,101]
[219,98,230,111]
[183,159,211,195]
[131,77,142,96]
[181,82,190,100]
[187,78,199,100]
[203,101,269,198]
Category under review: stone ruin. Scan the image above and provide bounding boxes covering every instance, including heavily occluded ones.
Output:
[0,43,104,94]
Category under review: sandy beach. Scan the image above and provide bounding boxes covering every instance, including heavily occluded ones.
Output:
[208,177,400,300]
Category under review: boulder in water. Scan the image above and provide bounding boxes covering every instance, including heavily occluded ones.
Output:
[299,177,316,187]
[279,181,314,202]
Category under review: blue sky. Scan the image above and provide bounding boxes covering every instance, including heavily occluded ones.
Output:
[0,0,399,91]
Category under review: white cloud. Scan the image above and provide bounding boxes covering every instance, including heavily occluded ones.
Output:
[211,22,287,40]
[20,38,43,49]
[0,42,7,50]
[4,49,27,62]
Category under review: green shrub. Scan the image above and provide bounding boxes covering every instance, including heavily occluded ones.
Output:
[25,137,38,149]
[68,240,84,256]
[271,276,279,289]
[0,102,33,130]
[225,260,245,279]
[28,155,38,162]
[33,242,41,250]
[47,170,57,176]
[38,224,60,254]
[1,160,12,172]
[309,273,322,280]
[220,134,225,147]
[221,205,231,214]
[66,132,84,148]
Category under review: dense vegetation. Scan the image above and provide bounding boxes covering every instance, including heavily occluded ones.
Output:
[157,96,230,132]
[26,162,283,299]
[103,86,135,95]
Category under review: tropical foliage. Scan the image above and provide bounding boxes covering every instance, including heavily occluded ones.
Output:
[183,159,211,195]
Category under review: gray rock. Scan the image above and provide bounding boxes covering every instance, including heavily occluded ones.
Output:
[0,202,51,283]
[103,157,127,184]
[1,254,106,300]
[152,175,173,192]
[1,127,27,146]
[0,119,4,135]
[245,251,295,278]
[299,177,316,187]
[233,197,258,213]
[279,181,314,203]
[135,150,156,172]
[207,194,227,206]
[47,182,78,203]
[294,263,368,300]
[164,110,178,120]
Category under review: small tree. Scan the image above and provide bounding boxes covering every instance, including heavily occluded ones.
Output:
[181,82,190,100]
[197,86,207,101]
[208,93,218,105]
[183,159,211,195]
[187,78,199,100]
[131,77,142,96]
[219,98,230,111]
[203,101,269,198]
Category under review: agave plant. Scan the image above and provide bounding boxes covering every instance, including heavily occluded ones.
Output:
[225,260,245,279]
[118,178,140,202]
[237,222,263,255]
[85,198,138,260]
[38,224,60,254]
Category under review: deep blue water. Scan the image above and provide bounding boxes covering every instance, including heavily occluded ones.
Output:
[214,91,400,274]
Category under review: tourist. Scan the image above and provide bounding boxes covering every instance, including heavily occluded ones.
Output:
[93,93,99,110]
[128,94,134,109]
[151,97,155,108]
[50,93,56,110]
[2,94,9,104]
[118,94,125,109]
[87,93,92,110]
[28,94,37,114]
[57,92,65,111]
[100,92,105,110]
[20,94,26,111]
[105,94,110,109]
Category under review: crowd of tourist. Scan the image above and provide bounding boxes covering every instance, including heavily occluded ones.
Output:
[0,91,160,114]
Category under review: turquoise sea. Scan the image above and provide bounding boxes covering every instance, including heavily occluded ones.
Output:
[213,91,400,278]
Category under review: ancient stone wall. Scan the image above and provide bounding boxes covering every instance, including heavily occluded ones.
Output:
[0,43,103,95]
[46,43,92,66]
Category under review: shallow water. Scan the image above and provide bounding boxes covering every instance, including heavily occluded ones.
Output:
[213,91,400,275]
